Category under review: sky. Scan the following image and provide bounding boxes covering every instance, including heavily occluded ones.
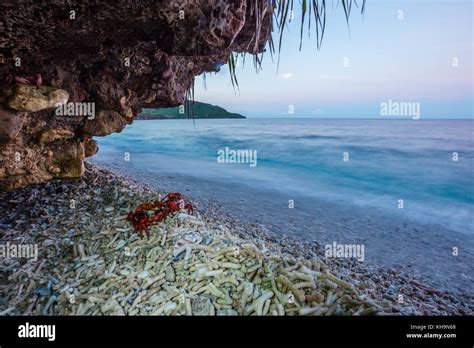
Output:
[194,0,473,118]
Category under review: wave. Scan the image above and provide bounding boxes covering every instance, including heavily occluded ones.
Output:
[95,119,474,234]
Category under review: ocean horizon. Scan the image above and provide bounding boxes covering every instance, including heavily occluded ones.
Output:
[2,0,474,327]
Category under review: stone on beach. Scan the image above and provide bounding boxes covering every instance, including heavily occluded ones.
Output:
[0,163,471,316]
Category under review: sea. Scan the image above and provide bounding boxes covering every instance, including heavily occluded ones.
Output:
[92,118,474,292]
[94,118,473,234]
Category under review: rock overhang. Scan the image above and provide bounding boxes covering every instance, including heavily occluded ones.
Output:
[0,0,272,190]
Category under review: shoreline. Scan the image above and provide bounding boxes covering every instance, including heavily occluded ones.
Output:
[0,163,472,316]
[91,155,474,296]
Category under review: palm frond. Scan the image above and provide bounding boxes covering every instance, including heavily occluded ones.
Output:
[184,79,196,126]
[224,0,366,91]
[228,52,240,93]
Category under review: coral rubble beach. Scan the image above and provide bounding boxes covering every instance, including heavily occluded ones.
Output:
[0,163,472,316]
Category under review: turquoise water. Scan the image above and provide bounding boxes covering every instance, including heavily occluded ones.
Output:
[95,119,474,233]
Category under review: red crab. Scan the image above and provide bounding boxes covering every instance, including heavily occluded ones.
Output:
[2,73,43,88]
[127,192,193,239]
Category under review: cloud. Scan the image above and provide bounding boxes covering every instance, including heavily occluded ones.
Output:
[278,72,294,80]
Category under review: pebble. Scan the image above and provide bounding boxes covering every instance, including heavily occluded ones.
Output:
[0,162,471,317]
[137,270,149,279]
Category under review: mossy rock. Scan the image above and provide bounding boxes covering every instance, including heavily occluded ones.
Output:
[6,84,69,112]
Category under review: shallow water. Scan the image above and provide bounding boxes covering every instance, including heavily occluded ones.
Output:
[95,118,474,234]
[93,119,474,293]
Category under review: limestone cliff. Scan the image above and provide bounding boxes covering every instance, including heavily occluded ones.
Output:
[0,0,272,189]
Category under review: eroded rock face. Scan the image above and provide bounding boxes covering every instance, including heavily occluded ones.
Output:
[0,109,26,142]
[0,0,272,190]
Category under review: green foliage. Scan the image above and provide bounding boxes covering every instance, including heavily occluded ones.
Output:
[138,101,246,120]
